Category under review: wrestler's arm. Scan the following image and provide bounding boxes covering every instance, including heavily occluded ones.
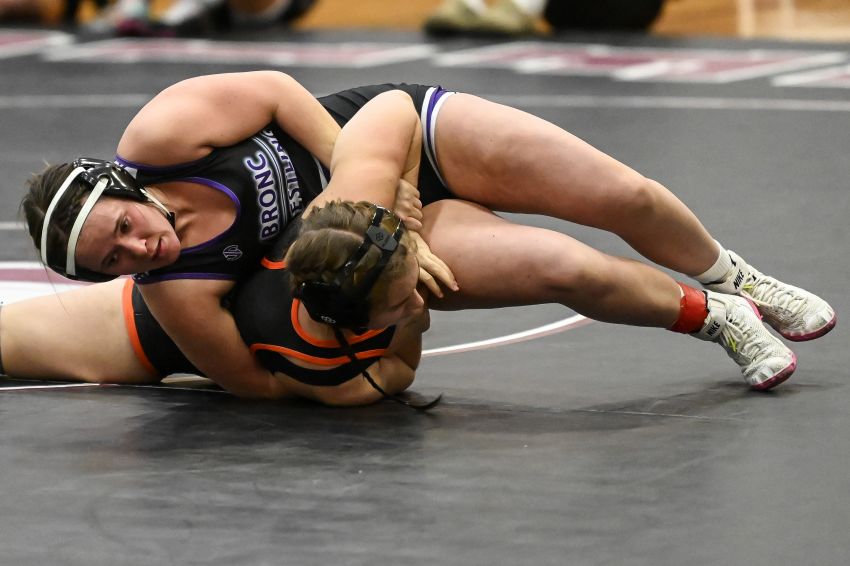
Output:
[117,71,339,167]
[307,90,457,294]
[139,279,290,400]
[306,89,422,216]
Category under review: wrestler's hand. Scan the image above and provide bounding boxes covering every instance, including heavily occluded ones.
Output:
[393,178,424,232]
[408,231,458,298]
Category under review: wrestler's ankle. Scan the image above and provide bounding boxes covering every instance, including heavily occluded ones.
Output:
[693,240,745,294]
[667,283,708,334]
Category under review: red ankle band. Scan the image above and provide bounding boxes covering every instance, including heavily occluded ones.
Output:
[668,283,709,334]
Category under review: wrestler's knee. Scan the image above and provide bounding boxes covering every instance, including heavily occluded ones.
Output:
[532,246,613,301]
[621,174,663,215]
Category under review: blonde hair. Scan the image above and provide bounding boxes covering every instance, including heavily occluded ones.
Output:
[285,201,414,310]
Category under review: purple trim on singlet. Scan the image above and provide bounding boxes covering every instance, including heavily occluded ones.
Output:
[132,177,242,284]
[173,177,241,253]
[115,154,210,173]
[114,156,244,252]
[423,88,444,156]
[142,272,236,282]
[421,87,453,188]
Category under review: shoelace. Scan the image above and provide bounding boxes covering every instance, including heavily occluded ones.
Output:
[722,305,774,364]
[743,274,807,316]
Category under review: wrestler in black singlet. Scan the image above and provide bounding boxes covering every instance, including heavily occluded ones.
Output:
[129,83,456,377]
[121,121,323,283]
[123,120,325,375]
[232,220,397,386]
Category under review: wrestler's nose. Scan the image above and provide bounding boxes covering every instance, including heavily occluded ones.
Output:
[124,237,148,259]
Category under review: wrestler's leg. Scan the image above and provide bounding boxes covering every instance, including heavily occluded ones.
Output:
[0,280,160,384]
[432,94,835,341]
[433,93,718,276]
[420,200,680,326]
[420,200,797,389]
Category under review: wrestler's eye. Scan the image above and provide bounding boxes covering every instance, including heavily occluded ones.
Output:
[105,253,118,268]
[120,217,130,233]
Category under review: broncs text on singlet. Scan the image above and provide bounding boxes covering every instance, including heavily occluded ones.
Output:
[244,129,305,242]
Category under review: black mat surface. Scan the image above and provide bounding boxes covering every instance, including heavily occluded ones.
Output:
[1,25,848,566]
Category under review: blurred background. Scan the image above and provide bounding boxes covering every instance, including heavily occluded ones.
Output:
[2,0,850,42]
[301,0,850,42]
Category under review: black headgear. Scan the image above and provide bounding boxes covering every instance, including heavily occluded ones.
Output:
[39,157,175,282]
[296,204,404,330]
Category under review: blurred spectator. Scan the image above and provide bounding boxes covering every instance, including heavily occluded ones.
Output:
[425,0,542,36]
[0,0,64,24]
[424,0,665,37]
[544,0,665,31]
[85,0,317,35]
[0,0,317,35]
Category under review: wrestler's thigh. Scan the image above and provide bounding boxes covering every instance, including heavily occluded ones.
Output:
[1,280,158,383]
[434,94,644,223]
[420,200,604,310]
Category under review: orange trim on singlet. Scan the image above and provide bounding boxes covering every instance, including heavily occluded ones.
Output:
[260,256,390,347]
[261,257,286,269]
[290,299,386,347]
[121,279,159,378]
[249,343,387,366]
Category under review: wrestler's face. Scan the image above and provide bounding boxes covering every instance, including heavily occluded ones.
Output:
[367,254,425,329]
[75,196,180,276]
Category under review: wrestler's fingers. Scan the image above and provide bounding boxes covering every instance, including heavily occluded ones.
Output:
[418,253,459,292]
[408,230,459,292]
[393,180,421,214]
[418,267,443,298]
[403,180,420,198]
[395,199,423,220]
[402,217,424,232]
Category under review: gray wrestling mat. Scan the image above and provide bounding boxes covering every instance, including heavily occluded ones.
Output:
[1,25,848,566]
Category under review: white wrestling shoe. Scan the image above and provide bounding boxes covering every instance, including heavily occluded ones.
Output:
[704,251,836,341]
[694,291,797,390]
